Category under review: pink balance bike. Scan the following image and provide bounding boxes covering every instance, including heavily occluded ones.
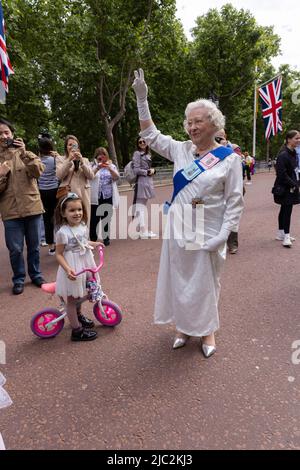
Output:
[30,247,122,338]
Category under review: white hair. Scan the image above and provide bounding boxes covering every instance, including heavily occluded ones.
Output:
[184,99,225,133]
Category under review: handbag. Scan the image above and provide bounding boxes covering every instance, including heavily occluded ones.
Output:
[124,160,137,185]
[56,170,74,200]
[124,153,142,185]
[56,184,71,200]
[271,185,285,196]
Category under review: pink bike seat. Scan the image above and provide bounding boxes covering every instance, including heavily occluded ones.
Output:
[41,282,56,294]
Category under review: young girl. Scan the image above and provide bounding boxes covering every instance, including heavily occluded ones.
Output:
[54,193,103,341]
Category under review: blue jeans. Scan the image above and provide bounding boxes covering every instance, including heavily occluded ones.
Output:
[3,214,43,285]
[40,216,46,242]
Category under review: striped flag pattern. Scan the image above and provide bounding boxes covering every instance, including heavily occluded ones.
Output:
[258,76,282,140]
[0,1,14,96]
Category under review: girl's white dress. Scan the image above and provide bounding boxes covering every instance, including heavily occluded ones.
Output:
[55,223,99,300]
[140,125,244,337]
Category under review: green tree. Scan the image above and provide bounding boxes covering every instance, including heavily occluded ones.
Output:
[0,0,50,146]
[3,0,294,164]
[189,3,281,157]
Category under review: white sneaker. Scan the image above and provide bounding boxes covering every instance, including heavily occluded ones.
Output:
[282,234,293,247]
[139,231,158,239]
[40,241,48,247]
[275,230,284,240]
[276,232,295,241]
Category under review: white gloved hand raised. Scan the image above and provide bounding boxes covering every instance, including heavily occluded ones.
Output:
[202,227,230,252]
[132,68,148,102]
[132,68,152,121]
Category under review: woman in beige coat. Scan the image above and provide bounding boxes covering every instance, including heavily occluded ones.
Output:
[56,135,94,225]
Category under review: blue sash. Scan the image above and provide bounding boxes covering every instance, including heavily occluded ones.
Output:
[164,146,234,213]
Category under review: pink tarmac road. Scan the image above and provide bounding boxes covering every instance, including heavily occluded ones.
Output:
[0,170,300,450]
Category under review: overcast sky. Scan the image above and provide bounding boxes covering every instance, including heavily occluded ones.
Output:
[176,0,299,70]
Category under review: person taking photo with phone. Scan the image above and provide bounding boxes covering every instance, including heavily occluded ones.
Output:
[56,135,94,226]
[89,147,120,245]
[0,117,46,295]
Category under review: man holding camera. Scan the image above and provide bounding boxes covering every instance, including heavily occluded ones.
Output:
[0,117,46,295]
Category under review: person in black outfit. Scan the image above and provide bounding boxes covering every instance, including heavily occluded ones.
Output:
[37,135,59,255]
[273,130,300,247]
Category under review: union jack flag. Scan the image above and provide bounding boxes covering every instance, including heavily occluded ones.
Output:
[258,76,282,140]
[0,1,14,96]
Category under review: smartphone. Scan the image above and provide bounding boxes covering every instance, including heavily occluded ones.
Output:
[6,138,18,148]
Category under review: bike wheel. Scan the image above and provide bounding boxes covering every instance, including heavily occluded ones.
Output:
[31,308,64,338]
[93,300,122,326]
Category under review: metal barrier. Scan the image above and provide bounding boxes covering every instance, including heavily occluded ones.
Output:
[117,161,272,190]
[118,167,173,190]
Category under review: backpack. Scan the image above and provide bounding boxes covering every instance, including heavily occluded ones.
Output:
[124,160,137,185]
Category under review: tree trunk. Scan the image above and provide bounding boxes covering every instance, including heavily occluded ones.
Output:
[104,118,118,168]
[97,67,131,169]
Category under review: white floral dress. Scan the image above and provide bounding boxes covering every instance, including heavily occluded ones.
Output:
[55,223,99,300]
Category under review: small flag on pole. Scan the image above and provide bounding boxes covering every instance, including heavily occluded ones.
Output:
[0,1,14,104]
[258,75,282,140]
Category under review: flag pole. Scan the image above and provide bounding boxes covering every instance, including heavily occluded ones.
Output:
[258,74,281,89]
[266,139,270,161]
[252,66,258,158]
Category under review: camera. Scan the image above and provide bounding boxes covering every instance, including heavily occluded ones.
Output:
[5,138,18,148]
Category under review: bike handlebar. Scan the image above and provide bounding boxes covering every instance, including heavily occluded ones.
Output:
[75,245,104,276]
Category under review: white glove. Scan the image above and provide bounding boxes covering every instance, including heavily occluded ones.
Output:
[202,228,230,252]
[132,68,152,121]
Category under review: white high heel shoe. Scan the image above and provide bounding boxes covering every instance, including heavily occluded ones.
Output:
[201,343,217,358]
[172,334,189,349]
[139,231,157,239]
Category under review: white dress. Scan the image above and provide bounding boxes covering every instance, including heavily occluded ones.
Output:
[55,223,99,300]
[140,125,244,337]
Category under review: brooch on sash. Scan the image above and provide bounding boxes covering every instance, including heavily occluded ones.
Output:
[191,198,204,208]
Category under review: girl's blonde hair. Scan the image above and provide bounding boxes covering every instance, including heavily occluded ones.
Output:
[55,194,88,228]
